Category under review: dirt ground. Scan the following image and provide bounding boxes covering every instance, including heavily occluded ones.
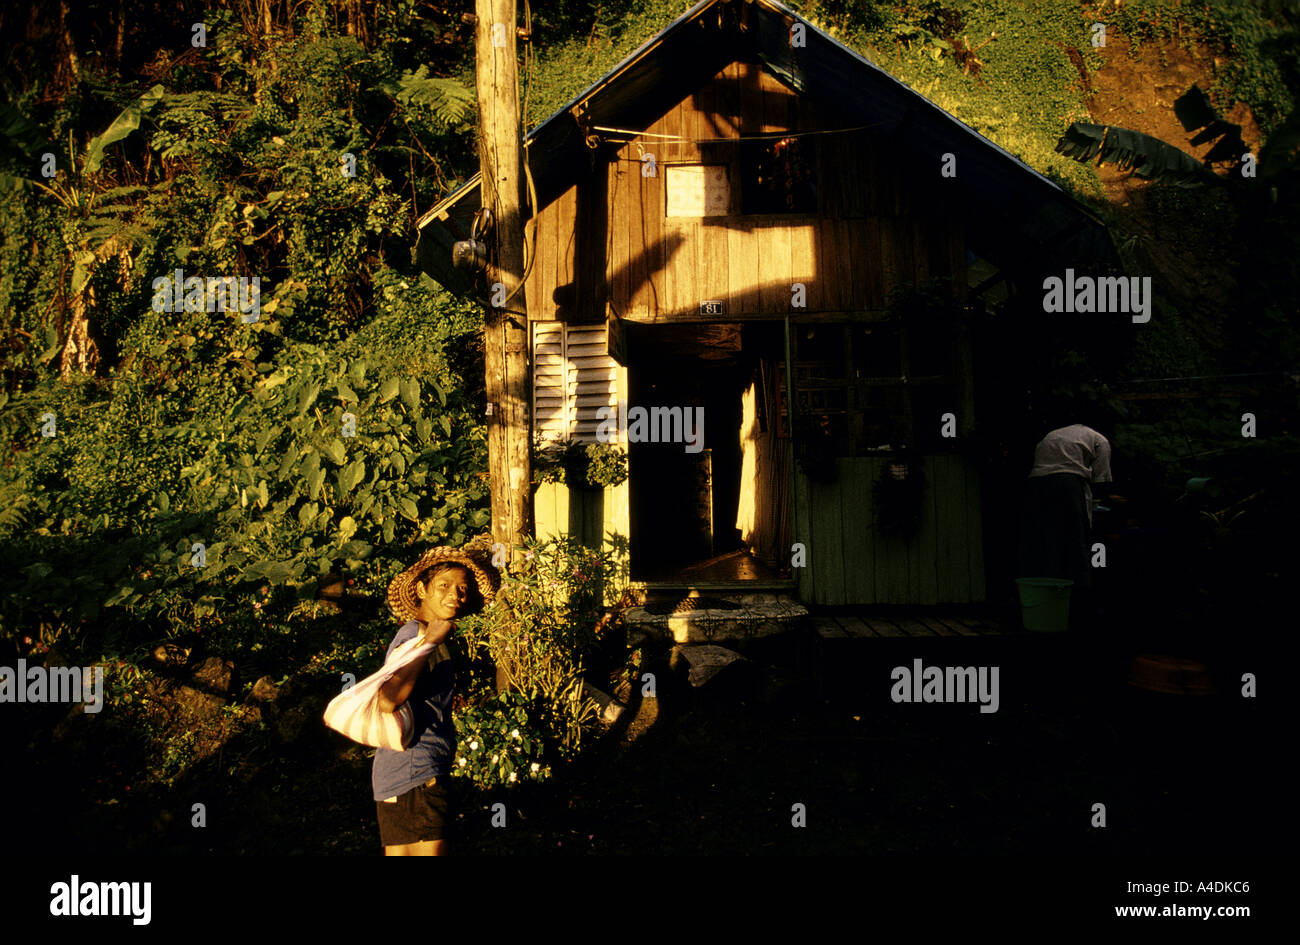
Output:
[1082,32,1264,332]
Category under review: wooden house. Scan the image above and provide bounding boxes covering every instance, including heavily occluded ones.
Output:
[415,0,1119,605]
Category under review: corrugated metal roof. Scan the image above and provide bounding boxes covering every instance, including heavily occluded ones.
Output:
[416,0,1117,298]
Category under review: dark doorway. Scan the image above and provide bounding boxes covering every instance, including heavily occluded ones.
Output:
[625,322,786,581]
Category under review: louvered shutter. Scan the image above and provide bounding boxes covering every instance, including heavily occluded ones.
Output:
[532,322,619,443]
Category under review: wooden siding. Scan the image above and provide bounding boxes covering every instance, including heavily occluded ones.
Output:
[523,59,966,324]
[792,455,985,605]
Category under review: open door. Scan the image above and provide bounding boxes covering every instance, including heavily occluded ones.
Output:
[625,322,789,583]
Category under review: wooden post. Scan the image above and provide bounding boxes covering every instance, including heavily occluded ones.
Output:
[474,0,532,558]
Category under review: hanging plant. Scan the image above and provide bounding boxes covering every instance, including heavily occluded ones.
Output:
[532,439,628,489]
[874,459,926,539]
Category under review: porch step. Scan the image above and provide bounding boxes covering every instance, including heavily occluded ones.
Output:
[622,592,809,644]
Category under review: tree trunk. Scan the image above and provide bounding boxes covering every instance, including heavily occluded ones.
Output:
[60,283,100,379]
[57,0,79,83]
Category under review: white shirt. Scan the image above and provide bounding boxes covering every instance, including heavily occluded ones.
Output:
[1028,424,1112,482]
[1028,424,1113,525]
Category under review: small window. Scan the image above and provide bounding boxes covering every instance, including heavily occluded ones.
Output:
[741,135,817,214]
[665,164,731,217]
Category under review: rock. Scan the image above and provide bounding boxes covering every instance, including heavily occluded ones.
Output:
[152,643,191,667]
[583,682,626,723]
[192,656,235,694]
[174,684,227,721]
[669,644,751,688]
[318,573,346,600]
[249,676,280,704]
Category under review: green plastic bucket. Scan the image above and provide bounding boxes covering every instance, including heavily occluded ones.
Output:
[1015,578,1074,632]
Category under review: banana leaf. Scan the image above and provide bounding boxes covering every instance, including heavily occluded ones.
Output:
[1056,122,1210,185]
[85,85,165,174]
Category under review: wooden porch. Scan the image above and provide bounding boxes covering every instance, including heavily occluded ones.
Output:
[807,609,1022,639]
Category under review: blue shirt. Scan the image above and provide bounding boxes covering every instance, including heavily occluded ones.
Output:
[370,621,457,801]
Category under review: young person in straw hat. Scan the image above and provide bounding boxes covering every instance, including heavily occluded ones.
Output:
[372,541,499,855]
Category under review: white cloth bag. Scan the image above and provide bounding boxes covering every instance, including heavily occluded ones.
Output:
[322,632,434,751]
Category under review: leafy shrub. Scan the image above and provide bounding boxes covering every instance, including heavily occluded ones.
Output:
[453,537,628,765]
[532,438,628,489]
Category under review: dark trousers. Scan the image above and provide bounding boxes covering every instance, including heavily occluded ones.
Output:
[1018,473,1091,588]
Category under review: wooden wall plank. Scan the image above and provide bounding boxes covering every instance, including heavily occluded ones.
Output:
[642,154,665,316]
[715,62,741,139]
[739,59,763,136]
[607,159,629,317]
[843,131,864,217]
[538,193,558,320]
[560,185,579,317]
[862,216,884,309]
[916,455,940,605]
[841,460,872,603]
[622,153,646,319]
[965,457,986,602]
[758,225,793,311]
[789,223,819,313]
[659,102,684,316]
[524,202,545,320]
[727,222,758,316]
[820,132,843,215]
[933,453,959,602]
[699,222,729,308]
[846,219,870,312]
[879,216,901,300]
[760,67,794,133]
[793,469,813,602]
[809,478,837,604]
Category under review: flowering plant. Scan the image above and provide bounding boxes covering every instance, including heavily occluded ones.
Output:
[450,689,552,788]
[454,537,627,760]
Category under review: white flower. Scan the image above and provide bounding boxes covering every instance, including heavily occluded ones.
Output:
[508,772,517,783]
[530,762,540,773]
[511,728,520,739]
[491,754,499,764]
[514,746,521,753]
[469,740,478,751]
[458,757,467,767]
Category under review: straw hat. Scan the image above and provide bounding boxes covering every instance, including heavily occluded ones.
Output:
[386,537,500,624]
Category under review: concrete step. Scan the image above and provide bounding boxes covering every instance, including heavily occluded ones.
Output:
[622,592,809,644]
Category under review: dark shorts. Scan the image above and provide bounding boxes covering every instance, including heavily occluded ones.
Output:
[376,777,452,846]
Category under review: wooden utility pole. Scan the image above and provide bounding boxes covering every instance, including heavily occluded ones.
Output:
[474,0,532,557]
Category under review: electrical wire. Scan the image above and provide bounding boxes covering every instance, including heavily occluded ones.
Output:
[589,120,893,146]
